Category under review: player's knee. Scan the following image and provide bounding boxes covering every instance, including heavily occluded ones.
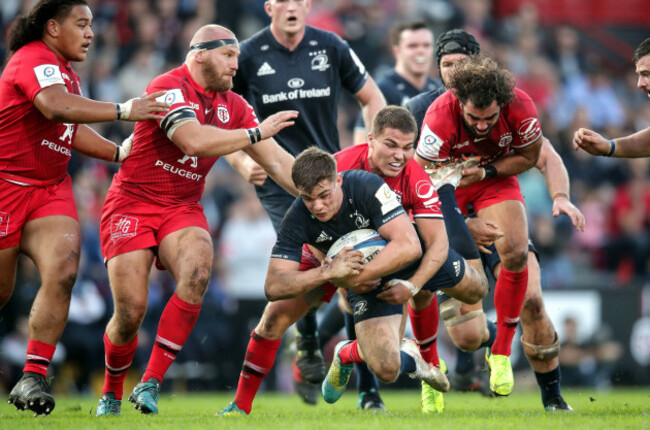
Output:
[457,271,488,305]
[183,264,211,301]
[453,331,483,352]
[521,332,560,362]
[257,305,294,339]
[114,301,147,338]
[521,294,546,323]
[499,248,528,272]
[0,282,14,308]
[372,359,400,383]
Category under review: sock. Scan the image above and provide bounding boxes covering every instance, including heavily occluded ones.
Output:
[455,349,475,374]
[344,312,376,391]
[399,351,416,374]
[535,366,562,405]
[23,339,56,377]
[317,300,345,350]
[296,307,318,339]
[234,330,281,414]
[480,320,497,349]
[338,340,364,365]
[142,293,201,382]
[492,266,528,356]
[407,298,440,366]
[102,333,138,399]
[437,184,480,260]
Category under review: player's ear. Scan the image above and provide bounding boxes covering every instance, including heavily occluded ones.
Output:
[264,1,272,18]
[44,18,59,38]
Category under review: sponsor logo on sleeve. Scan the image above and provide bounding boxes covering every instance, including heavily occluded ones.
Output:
[375,183,401,215]
[34,64,64,88]
[110,215,139,241]
[517,117,542,145]
[157,89,185,106]
[417,124,444,159]
[0,211,9,236]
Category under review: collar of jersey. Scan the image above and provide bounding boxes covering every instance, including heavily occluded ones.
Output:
[38,40,70,67]
[264,25,314,53]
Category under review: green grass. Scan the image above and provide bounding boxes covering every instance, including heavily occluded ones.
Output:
[1,388,648,430]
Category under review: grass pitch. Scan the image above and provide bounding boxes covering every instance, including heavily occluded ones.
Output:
[1,388,648,430]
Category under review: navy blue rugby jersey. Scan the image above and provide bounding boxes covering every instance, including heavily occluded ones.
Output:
[354,70,441,130]
[404,86,446,144]
[271,170,406,262]
[234,26,368,157]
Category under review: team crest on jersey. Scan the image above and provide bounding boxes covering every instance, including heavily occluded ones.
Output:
[217,106,230,123]
[110,215,138,241]
[34,64,64,88]
[310,50,330,71]
[257,62,276,76]
[497,134,513,147]
[0,211,9,237]
[350,210,370,229]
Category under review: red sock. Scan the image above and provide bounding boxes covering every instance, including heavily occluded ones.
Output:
[23,339,56,377]
[233,330,282,414]
[492,266,528,356]
[338,340,364,365]
[142,293,201,383]
[408,297,440,366]
[102,333,138,399]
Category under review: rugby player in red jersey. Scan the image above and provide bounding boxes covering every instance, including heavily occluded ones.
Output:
[0,0,168,416]
[94,24,298,417]
[415,55,543,397]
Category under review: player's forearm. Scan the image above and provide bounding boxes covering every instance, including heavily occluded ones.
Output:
[245,139,298,196]
[409,240,448,289]
[264,266,331,301]
[492,141,541,177]
[357,239,422,283]
[175,124,253,158]
[35,91,123,124]
[538,144,571,200]
[612,128,650,158]
[72,125,118,162]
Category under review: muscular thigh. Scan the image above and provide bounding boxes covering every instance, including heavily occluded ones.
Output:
[158,226,213,281]
[478,200,528,266]
[21,215,81,278]
[355,314,402,365]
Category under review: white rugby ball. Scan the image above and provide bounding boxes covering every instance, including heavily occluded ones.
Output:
[326,229,387,263]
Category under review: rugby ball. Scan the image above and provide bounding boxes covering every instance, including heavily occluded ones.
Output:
[326,229,387,263]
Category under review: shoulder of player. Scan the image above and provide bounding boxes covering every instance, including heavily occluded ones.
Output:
[238,27,269,58]
[335,144,367,169]
[502,87,539,123]
[304,26,348,49]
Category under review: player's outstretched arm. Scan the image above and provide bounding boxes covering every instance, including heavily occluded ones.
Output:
[573,126,650,158]
[354,78,386,146]
[33,86,169,123]
[72,125,121,162]
[224,152,268,186]
[171,110,298,158]
[264,249,364,301]
[537,138,585,232]
[244,138,298,196]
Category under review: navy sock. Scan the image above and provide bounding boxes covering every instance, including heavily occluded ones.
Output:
[344,312,379,392]
[399,351,416,374]
[296,307,318,338]
[480,320,497,349]
[317,300,345,350]
[455,349,476,374]
[437,184,480,260]
[535,366,562,406]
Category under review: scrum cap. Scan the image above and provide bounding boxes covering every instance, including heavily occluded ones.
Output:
[435,29,480,68]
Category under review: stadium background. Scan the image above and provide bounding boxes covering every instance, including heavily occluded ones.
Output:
[0,0,649,396]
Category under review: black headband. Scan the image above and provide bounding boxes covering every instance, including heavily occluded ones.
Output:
[189,38,239,51]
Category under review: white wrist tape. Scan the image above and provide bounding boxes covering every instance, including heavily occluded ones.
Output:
[116,99,134,120]
[387,279,421,297]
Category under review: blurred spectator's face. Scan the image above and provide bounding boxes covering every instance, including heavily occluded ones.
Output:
[266,0,311,36]
[394,29,433,79]
[367,127,415,178]
[52,5,94,62]
[636,54,650,98]
[439,53,468,88]
[201,45,240,92]
[460,100,500,138]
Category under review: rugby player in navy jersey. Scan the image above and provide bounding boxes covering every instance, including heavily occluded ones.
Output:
[218,146,452,415]
[226,0,386,404]
[351,20,442,146]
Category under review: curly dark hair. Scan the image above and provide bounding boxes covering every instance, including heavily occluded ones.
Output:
[633,37,650,64]
[449,55,515,109]
[6,0,88,56]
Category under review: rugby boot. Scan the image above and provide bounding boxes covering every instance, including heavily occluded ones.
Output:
[421,358,447,413]
[8,372,55,416]
[486,348,514,396]
[293,357,319,405]
[96,392,121,416]
[400,338,450,392]
[357,388,385,411]
[545,396,574,412]
[425,156,480,190]
[449,368,494,397]
[295,331,326,384]
[322,340,354,403]
[128,377,160,414]
[217,401,248,416]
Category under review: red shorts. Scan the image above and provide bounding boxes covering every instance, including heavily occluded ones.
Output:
[455,176,524,216]
[100,189,208,264]
[0,175,77,249]
[300,244,338,303]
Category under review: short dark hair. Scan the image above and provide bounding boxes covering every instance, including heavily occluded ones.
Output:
[7,0,88,56]
[292,147,337,193]
[633,37,650,64]
[371,106,417,138]
[435,29,480,69]
[449,55,515,109]
[390,20,431,47]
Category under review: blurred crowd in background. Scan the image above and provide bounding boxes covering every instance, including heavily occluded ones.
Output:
[1,0,649,395]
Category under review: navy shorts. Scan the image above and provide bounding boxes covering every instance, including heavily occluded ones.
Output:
[347,288,403,324]
[422,247,466,291]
